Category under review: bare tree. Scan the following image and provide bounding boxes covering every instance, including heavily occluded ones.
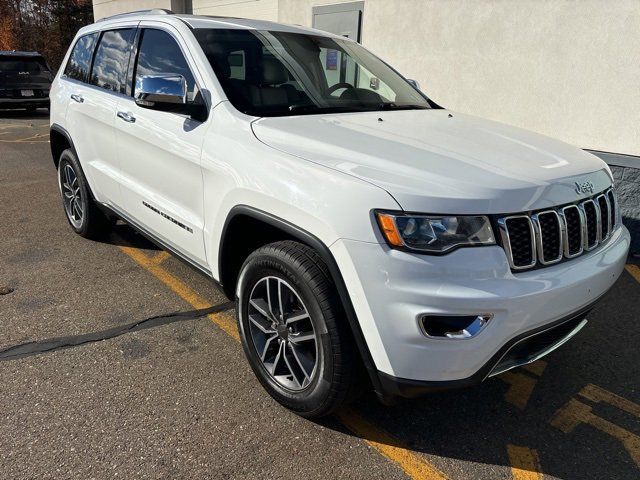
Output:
[0,0,93,70]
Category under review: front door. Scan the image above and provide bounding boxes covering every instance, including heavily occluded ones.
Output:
[114,25,209,267]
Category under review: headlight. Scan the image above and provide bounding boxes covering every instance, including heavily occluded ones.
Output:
[376,212,495,253]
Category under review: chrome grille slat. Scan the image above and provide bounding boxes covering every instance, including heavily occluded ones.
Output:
[532,210,563,265]
[499,188,617,271]
[558,205,584,258]
[580,199,600,250]
[498,215,536,270]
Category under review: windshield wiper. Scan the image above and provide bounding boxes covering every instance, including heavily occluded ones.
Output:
[287,104,360,114]
[376,102,430,111]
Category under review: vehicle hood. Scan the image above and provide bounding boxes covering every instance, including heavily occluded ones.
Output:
[251,109,611,214]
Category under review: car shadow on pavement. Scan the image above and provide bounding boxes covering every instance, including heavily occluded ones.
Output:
[320,275,640,480]
[100,222,161,251]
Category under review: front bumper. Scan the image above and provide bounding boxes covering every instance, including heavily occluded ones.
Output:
[331,225,630,396]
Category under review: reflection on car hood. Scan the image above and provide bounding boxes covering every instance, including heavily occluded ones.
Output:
[251,109,611,214]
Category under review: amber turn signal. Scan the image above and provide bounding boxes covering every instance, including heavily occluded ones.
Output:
[376,213,404,247]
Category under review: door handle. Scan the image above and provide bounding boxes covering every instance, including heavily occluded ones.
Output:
[70,94,84,103]
[117,111,136,123]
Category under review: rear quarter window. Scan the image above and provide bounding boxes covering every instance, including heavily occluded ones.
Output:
[64,33,98,82]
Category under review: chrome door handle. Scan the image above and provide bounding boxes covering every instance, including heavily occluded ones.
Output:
[117,111,136,123]
[70,94,84,103]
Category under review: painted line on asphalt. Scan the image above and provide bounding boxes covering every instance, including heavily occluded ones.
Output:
[498,360,547,409]
[625,264,640,284]
[506,445,543,480]
[119,245,239,341]
[118,244,448,480]
[337,408,448,480]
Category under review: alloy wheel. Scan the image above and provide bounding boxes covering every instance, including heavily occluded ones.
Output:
[60,163,83,229]
[247,276,318,391]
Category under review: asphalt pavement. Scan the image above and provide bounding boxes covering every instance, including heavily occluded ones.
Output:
[1,109,639,479]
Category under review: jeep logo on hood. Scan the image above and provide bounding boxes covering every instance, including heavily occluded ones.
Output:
[575,180,595,195]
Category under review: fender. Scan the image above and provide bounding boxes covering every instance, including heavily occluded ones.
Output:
[219,205,389,402]
[50,123,77,166]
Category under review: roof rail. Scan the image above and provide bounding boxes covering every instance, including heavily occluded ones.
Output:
[97,9,174,22]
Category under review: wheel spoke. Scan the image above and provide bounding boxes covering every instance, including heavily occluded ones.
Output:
[282,346,302,388]
[277,279,284,320]
[289,332,315,345]
[261,334,278,361]
[285,311,309,325]
[270,340,284,375]
[249,298,270,319]
[289,343,312,381]
[73,200,82,219]
[266,278,274,317]
[249,314,276,334]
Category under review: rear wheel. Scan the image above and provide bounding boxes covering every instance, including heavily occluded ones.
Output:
[57,148,110,239]
[237,241,359,418]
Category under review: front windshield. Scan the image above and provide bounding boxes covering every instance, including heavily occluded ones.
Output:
[194,28,433,117]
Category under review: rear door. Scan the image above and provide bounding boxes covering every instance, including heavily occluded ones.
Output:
[62,25,137,205]
[114,24,209,266]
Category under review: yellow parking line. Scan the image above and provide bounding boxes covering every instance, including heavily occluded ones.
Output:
[579,383,640,418]
[507,445,543,480]
[118,245,239,341]
[149,250,171,265]
[337,408,448,480]
[625,264,640,284]
[118,244,447,479]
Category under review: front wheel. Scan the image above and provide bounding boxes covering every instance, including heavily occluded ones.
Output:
[237,241,359,418]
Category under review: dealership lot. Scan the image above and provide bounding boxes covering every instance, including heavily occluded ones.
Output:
[1,112,639,479]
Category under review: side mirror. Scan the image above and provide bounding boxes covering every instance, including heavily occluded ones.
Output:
[134,74,207,121]
[406,78,421,91]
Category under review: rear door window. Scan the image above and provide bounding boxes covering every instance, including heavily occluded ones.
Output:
[64,33,98,82]
[90,29,136,94]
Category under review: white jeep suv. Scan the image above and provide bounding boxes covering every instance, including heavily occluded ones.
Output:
[50,10,630,417]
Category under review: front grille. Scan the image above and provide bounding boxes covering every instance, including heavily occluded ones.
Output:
[499,187,617,270]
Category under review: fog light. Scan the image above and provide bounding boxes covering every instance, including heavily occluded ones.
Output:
[420,314,492,339]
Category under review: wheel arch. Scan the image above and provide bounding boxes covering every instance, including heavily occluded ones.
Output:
[218,205,386,398]
[50,123,75,169]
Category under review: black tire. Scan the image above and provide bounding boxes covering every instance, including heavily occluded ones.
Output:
[237,240,359,418]
[57,148,110,239]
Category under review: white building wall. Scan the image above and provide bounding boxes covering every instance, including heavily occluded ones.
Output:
[280,0,640,156]
[192,0,278,20]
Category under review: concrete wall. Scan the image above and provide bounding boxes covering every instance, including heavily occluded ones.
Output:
[192,0,277,20]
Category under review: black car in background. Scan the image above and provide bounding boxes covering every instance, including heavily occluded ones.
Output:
[0,51,53,112]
